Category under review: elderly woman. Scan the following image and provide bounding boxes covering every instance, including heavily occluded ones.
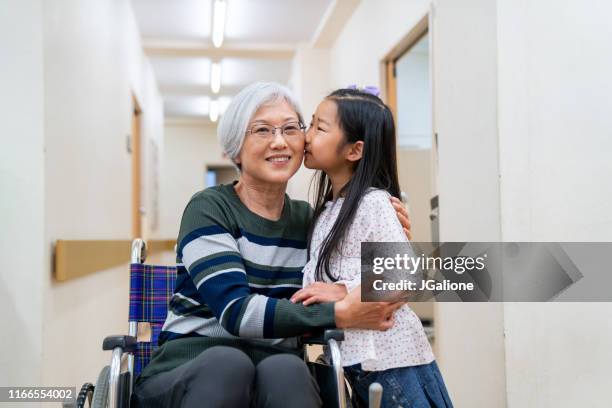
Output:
[132,82,410,408]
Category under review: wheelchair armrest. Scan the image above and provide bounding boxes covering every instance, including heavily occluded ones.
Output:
[301,329,345,345]
[102,335,137,352]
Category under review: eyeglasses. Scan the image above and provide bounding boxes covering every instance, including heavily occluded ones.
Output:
[245,122,306,140]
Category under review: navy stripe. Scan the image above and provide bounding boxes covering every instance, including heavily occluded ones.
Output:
[249,286,299,298]
[263,298,277,338]
[189,254,244,279]
[239,228,306,249]
[174,269,202,300]
[178,225,235,256]
[226,297,246,335]
[244,264,303,280]
[199,271,251,316]
[170,298,213,319]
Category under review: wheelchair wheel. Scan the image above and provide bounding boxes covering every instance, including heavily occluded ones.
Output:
[91,366,110,408]
[72,383,94,407]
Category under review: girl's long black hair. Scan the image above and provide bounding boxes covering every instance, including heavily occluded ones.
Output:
[307,88,401,282]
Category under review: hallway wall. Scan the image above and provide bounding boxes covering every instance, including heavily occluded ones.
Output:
[0,0,164,391]
[497,0,612,406]
[41,0,164,388]
[0,0,45,390]
[286,46,331,203]
[431,0,507,407]
[158,122,231,239]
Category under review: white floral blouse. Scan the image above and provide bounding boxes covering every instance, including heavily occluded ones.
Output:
[302,189,434,371]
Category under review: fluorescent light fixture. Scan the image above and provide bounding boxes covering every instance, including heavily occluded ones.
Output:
[210,62,221,94]
[209,99,220,122]
[212,0,227,48]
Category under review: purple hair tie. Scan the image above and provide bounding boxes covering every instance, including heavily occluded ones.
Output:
[345,84,380,97]
[363,86,380,97]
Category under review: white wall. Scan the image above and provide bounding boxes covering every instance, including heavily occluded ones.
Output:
[330,0,430,89]
[39,0,164,388]
[0,0,171,392]
[0,0,45,391]
[497,0,612,406]
[141,59,166,238]
[159,122,232,239]
[431,1,507,407]
[287,45,332,203]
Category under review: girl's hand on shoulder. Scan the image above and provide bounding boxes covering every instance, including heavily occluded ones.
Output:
[290,282,348,306]
[390,196,412,240]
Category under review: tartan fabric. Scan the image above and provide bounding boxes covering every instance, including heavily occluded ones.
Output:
[129,263,176,376]
[129,264,176,323]
[134,323,163,376]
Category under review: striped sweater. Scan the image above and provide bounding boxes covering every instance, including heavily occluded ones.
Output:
[139,183,336,380]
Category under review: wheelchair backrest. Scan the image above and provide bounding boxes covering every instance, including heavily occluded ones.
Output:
[129,263,177,375]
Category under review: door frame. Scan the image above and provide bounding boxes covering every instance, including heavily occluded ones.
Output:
[380,13,429,118]
[380,12,439,242]
[131,93,143,239]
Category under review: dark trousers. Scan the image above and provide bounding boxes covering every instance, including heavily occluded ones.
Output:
[132,346,322,408]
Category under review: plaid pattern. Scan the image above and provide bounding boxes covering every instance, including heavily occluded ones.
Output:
[129,263,177,375]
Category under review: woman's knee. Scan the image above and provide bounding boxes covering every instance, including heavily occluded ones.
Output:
[187,346,255,382]
[257,353,310,379]
[176,347,255,407]
[255,354,321,407]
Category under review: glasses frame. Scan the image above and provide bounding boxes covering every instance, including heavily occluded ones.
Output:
[245,122,306,140]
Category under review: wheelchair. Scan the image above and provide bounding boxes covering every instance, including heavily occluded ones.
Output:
[74,239,384,408]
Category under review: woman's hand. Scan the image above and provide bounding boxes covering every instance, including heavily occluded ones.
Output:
[334,285,404,331]
[291,282,348,306]
[390,196,412,240]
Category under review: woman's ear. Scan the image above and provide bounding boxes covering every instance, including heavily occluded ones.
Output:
[345,140,364,162]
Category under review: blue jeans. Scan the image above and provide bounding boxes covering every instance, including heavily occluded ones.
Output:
[345,361,453,408]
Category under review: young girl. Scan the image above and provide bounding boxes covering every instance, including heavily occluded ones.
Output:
[294,88,453,407]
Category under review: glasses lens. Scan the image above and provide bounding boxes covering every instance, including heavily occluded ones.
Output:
[282,123,303,137]
[252,125,273,138]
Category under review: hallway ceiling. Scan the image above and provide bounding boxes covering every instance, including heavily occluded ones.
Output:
[131,0,334,120]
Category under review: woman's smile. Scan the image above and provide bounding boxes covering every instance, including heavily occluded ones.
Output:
[266,154,292,166]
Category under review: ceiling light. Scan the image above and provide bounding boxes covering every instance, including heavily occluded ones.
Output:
[209,99,220,122]
[212,0,227,48]
[210,62,221,94]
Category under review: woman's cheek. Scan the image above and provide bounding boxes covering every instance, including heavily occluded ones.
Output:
[293,149,304,163]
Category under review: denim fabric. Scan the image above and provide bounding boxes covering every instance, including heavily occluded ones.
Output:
[345,361,453,408]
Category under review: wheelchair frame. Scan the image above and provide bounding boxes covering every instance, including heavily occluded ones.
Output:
[82,239,351,408]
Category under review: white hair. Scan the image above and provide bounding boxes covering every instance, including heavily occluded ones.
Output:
[217,81,303,169]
